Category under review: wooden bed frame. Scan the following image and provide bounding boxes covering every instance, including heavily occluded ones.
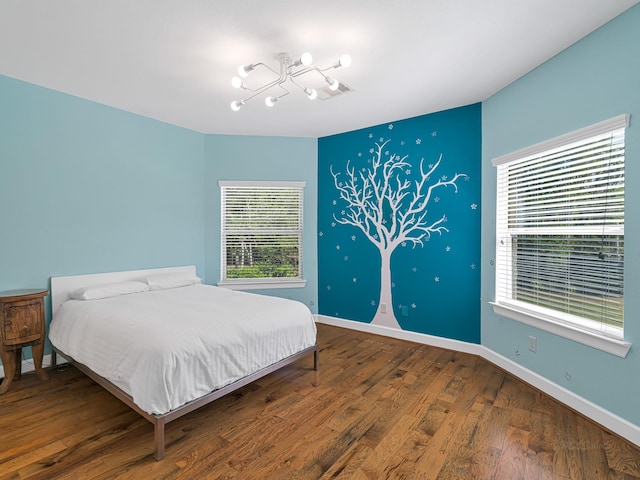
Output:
[50,266,319,461]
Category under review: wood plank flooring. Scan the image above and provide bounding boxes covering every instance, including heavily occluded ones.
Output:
[1,323,639,479]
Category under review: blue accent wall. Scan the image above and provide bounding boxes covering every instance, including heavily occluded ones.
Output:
[318,105,481,342]
[203,134,318,311]
[482,4,640,426]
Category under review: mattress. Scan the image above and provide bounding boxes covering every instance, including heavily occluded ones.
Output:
[48,284,317,415]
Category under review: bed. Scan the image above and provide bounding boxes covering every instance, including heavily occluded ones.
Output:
[48,266,318,460]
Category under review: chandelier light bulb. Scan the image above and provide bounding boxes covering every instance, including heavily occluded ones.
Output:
[327,77,340,91]
[339,54,352,68]
[304,87,318,100]
[300,52,313,66]
[230,100,244,111]
[237,64,253,78]
[231,76,243,89]
[265,96,278,107]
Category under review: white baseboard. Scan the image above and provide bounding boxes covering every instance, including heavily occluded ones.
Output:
[315,314,640,447]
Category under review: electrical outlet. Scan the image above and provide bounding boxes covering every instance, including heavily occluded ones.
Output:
[528,336,537,353]
[380,303,387,314]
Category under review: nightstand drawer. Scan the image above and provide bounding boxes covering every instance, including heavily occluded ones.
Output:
[2,299,43,346]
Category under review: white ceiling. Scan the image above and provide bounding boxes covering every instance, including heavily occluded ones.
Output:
[1,1,638,138]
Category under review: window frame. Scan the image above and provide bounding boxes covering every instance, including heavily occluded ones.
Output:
[490,114,631,358]
[219,180,306,290]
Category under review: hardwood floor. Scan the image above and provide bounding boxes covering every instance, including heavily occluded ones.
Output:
[1,323,639,479]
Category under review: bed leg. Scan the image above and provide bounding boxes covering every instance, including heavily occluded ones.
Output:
[313,347,319,371]
[313,346,320,386]
[154,419,166,461]
[51,350,57,369]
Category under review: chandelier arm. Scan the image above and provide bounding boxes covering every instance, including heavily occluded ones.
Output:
[253,62,280,76]
[237,78,285,103]
[289,66,318,78]
[235,62,285,93]
[289,76,310,93]
[274,85,291,100]
[317,64,342,73]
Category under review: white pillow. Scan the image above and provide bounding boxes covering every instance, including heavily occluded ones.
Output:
[146,272,202,291]
[70,281,149,300]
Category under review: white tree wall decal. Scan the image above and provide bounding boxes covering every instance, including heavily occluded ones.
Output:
[331,139,468,329]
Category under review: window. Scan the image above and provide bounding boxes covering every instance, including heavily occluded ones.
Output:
[219,181,305,289]
[492,115,630,357]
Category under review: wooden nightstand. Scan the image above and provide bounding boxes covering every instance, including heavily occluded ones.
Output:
[0,289,49,394]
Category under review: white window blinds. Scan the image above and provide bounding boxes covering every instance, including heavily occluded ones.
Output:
[493,115,627,339]
[220,181,304,284]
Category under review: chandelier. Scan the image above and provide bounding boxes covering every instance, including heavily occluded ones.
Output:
[230,52,352,111]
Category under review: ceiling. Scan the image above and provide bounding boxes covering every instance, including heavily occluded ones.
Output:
[1,1,638,138]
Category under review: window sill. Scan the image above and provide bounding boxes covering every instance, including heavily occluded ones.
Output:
[490,301,631,358]
[218,279,307,290]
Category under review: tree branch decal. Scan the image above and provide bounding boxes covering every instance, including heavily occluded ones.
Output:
[330,139,468,328]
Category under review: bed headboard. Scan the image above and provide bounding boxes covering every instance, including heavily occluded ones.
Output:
[50,265,196,317]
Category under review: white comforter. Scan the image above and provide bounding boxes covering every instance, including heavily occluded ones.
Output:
[49,285,317,415]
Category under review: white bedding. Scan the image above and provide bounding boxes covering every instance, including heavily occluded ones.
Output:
[48,284,317,415]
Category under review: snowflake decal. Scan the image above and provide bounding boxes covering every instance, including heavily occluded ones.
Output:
[388,124,394,130]
[411,303,417,309]
[332,200,337,205]
[351,235,356,241]
[412,267,417,272]
[431,131,437,136]
[471,203,478,210]
[352,277,357,283]
[434,276,440,282]
[370,300,376,306]
[368,133,373,138]
[331,222,336,227]
[470,263,477,269]
[344,256,349,261]
[445,246,451,252]
[336,245,341,250]
[416,138,422,145]
[326,285,332,291]
[319,231,324,237]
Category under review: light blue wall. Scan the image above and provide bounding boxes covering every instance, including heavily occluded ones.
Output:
[482,5,640,425]
[0,74,206,350]
[203,134,318,312]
